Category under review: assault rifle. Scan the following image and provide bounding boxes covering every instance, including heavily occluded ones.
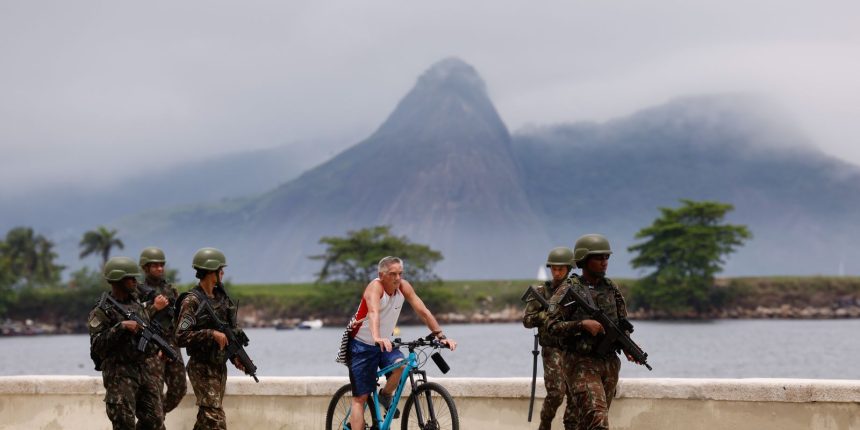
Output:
[559,287,652,370]
[98,292,180,362]
[194,289,259,382]
[521,285,550,310]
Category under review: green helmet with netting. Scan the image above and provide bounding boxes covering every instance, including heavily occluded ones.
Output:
[192,247,227,272]
[103,256,142,282]
[573,234,612,264]
[546,247,574,267]
[139,247,166,267]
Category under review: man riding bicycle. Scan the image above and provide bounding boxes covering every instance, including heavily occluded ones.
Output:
[346,256,457,429]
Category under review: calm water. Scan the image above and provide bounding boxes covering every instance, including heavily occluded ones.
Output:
[2,320,859,379]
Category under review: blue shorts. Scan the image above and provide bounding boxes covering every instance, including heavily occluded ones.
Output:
[347,338,405,396]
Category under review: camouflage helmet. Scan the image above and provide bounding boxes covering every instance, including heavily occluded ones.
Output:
[546,247,574,267]
[192,247,227,271]
[573,234,612,263]
[139,246,166,267]
[103,256,142,282]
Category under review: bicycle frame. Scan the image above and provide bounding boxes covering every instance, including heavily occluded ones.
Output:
[371,347,427,430]
[343,344,430,430]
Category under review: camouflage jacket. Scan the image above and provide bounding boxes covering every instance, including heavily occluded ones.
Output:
[522,280,565,347]
[176,285,241,364]
[546,275,629,355]
[138,277,180,342]
[88,291,158,372]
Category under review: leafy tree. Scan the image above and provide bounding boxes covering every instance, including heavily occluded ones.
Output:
[628,199,751,315]
[310,226,443,284]
[79,226,124,267]
[0,253,13,316]
[67,266,105,290]
[165,268,180,284]
[1,226,64,287]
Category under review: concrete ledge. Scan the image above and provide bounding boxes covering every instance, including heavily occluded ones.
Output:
[3,376,859,403]
[1,376,860,429]
[617,378,860,403]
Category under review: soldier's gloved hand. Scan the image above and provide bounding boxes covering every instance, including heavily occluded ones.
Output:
[154,295,169,311]
[121,320,140,333]
[537,311,547,323]
[212,330,229,350]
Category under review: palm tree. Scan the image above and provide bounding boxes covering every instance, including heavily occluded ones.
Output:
[1,226,64,287]
[79,226,125,267]
[34,236,64,285]
[4,227,38,283]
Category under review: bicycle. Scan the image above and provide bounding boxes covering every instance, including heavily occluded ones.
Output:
[326,335,459,430]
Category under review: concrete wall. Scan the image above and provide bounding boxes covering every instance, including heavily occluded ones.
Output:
[1,376,859,429]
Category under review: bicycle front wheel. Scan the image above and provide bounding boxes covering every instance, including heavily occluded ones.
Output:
[401,382,459,430]
[326,383,373,430]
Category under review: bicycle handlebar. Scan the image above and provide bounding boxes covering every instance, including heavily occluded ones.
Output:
[391,334,450,350]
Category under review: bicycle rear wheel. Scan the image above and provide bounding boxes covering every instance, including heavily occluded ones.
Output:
[401,382,458,430]
[326,383,375,430]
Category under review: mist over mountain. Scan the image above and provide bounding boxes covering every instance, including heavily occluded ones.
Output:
[20,58,860,282]
[0,139,337,247]
[514,94,860,276]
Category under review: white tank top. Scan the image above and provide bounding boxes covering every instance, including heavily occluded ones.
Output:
[350,280,405,346]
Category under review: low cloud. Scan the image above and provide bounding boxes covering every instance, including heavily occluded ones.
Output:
[2,1,860,194]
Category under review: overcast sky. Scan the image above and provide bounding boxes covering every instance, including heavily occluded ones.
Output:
[2,1,859,196]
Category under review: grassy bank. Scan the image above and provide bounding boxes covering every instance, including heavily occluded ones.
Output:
[226,279,535,323]
[194,276,860,321]
[3,276,860,329]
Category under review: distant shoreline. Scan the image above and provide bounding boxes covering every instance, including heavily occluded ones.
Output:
[3,276,859,336]
[4,305,860,337]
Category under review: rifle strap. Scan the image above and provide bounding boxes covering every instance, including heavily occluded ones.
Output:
[190,289,217,322]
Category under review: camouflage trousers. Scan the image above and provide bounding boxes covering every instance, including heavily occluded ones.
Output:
[159,347,188,413]
[187,356,228,430]
[560,352,621,430]
[539,346,573,430]
[102,356,164,430]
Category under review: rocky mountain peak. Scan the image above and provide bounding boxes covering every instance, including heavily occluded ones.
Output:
[415,56,487,94]
[373,57,508,145]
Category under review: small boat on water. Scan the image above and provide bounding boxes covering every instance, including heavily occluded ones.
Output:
[298,319,324,330]
[274,321,296,330]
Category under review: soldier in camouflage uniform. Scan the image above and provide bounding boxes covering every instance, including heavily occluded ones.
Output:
[547,234,633,430]
[88,256,165,430]
[176,248,247,430]
[523,247,576,430]
[138,247,187,414]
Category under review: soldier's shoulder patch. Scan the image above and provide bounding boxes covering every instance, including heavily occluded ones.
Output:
[178,315,195,331]
[88,312,106,329]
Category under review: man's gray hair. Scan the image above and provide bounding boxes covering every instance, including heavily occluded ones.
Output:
[378,256,403,274]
